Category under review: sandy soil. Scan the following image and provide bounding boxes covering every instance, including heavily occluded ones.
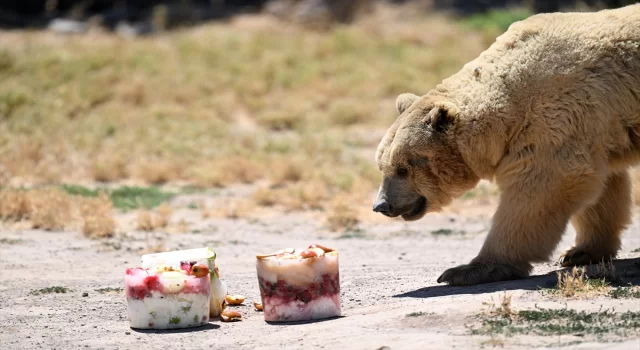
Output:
[1,190,640,350]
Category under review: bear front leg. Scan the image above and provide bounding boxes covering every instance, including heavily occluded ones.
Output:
[562,171,631,267]
[437,168,603,286]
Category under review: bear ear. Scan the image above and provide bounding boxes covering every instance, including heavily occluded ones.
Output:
[427,102,458,133]
[395,93,420,114]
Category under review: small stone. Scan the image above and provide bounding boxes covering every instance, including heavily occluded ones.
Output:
[125,331,131,335]
[82,292,89,297]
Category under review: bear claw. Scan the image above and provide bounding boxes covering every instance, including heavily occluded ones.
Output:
[560,247,614,267]
[437,262,531,286]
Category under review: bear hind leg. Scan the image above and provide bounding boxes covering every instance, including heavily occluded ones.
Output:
[561,171,631,267]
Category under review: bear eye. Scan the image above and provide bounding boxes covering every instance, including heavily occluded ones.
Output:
[396,167,409,177]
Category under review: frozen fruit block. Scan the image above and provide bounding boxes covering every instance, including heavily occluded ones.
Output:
[140,247,227,317]
[124,266,210,329]
[256,244,341,322]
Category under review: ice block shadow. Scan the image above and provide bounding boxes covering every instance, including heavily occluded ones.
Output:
[130,323,220,334]
[265,315,345,326]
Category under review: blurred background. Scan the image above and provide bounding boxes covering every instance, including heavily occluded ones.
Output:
[1,0,638,239]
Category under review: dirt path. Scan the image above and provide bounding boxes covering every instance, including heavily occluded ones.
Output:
[2,193,640,350]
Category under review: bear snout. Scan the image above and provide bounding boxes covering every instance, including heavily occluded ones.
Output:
[372,200,393,216]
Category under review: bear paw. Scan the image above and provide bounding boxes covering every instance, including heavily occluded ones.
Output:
[560,246,616,267]
[436,262,531,286]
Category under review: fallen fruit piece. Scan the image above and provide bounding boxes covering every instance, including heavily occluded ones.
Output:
[225,294,245,305]
[220,310,242,322]
[308,247,325,257]
[299,249,318,258]
[256,248,296,260]
[190,264,209,278]
[254,302,263,311]
[308,244,334,252]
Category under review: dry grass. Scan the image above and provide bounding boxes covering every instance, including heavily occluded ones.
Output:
[252,186,278,206]
[326,195,360,231]
[133,159,184,185]
[549,262,618,298]
[0,189,30,221]
[270,157,305,186]
[223,199,256,219]
[0,187,114,235]
[170,218,191,233]
[136,209,155,231]
[488,293,515,320]
[198,198,255,219]
[2,188,75,231]
[0,4,558,228]
[199,200,212,219]
[139,242,167,254]
[91,154,128,183]
[187,156,264,188]
[480,337,505,348]
[155,203,173,228]
[79,192,116,238]
[135,204,173,231]
[0,4,494,225]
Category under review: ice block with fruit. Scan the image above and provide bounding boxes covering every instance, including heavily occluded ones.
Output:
[124,264,210,329]
[256,244,341,322]
[140,247,227,318]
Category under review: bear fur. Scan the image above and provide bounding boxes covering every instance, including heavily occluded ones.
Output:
[373,4,640,286]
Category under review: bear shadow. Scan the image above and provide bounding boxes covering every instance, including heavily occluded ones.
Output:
[393,257,640,299]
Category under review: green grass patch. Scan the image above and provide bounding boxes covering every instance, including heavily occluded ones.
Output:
[0,238,24,244]
[29,286,71,295]
[609,286,640,299]
[470,307,640,337]
[431,228,466,236]
[95,287,123,294]
[60,184,175,210]
[61,184,101,197]
[337,228,368,239]
[109,186,174,210]
[179,186,207,195]
[460,8,533,35]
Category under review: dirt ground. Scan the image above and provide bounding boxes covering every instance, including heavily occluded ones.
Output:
[1,188,640,350]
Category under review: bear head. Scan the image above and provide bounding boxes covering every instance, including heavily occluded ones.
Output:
[373,93,480,221]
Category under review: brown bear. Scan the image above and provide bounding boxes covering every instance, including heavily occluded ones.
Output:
[373,4,640,286]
